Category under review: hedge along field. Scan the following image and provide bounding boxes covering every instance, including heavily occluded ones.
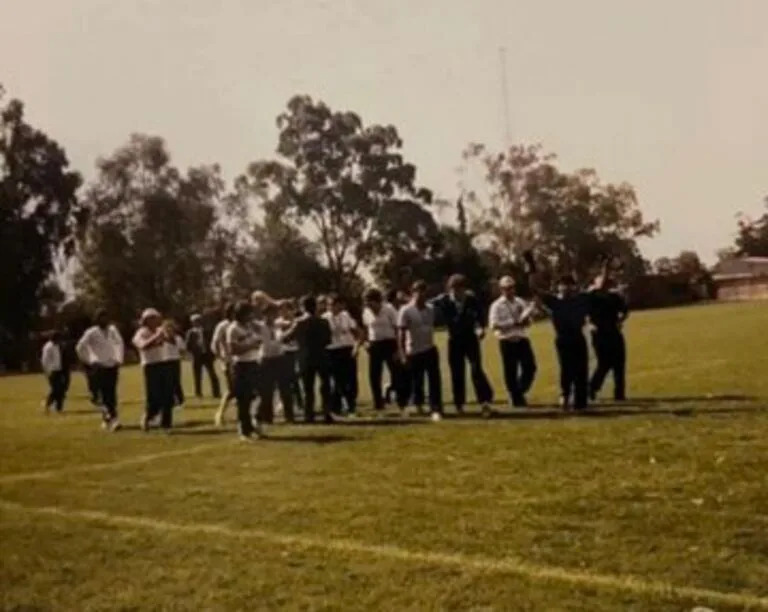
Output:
[1,301,767,611]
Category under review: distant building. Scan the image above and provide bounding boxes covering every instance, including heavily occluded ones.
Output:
[712,257,768,300]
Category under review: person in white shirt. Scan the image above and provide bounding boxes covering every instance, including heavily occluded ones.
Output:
[76,309,124,431]
[362,288,403,413]
[226,301,264,440]
[276,299,303,416]
[258,302,296,423]
[397,280,443,421]
[488,275,537,407]
[41,330,66,413]
[133,308,175,432]
[162,319,186,408]
[323,294,360,417]
[211,303,236,426]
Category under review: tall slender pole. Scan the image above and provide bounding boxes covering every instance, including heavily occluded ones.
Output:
[499,46,512,148]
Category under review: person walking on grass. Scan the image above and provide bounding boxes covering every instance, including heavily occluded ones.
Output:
[211,303,236,426]
[588,270,629,402]
[226,301,264,441]
[281,295,333,424]
[430,274,494,415]
[362,288,404,414]
[132,309,175,433]
[323,294,360,417]
[258,302,295,424]
[185,313,221,400]
[275,299,304,417]
[397,280,443,421]
[41,330,67,414]
[162,319,186,409]
[488,275,537,410]
[76,309,124,431]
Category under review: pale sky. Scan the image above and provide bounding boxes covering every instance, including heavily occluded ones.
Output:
[2,0,766,262]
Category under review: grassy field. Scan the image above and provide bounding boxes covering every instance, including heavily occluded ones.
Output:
[1,301,768,611]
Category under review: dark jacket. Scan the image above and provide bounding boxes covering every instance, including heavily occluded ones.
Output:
[430,292,486,340]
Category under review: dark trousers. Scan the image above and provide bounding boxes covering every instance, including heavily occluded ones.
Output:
[590,328,626,400]
[368,339,403,410]
[555,334,589,410]
[233,361,259,436]
[499,338,537,406]
[143,362,174,429]
[301,359,331,422]
[170,359,185,406]
[408,346,443,414]
[327,346,357,415]
[282,352,303,412]
[85,366,100,404]
[61,368,71,394]
[46,371,67,412]
[192,353,221,398]
[448,335,493,408]
[93,365,119,421]
[258,356,295,423]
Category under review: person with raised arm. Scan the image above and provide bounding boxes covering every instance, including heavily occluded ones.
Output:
[133,308,175,433]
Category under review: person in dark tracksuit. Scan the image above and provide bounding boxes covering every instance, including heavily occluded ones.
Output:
[41,331,67,413]
[430,274,493,414]
[185,314,221,399]
[362,288,404,414]
[397,280,443,421]
[281,295,333,423]
[534,275,592,411]
[589,274,629,401]
[133,308,175,433]
[488,275,537,409]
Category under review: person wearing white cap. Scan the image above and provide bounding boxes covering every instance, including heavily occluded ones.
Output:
[75,309,125,431]
[133,308,175,432]
[488,275,537,408]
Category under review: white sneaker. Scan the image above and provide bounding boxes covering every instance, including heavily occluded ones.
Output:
[481,404,494,419]
[430,412,442,422]
[109,419,122,432]
[400,407,411,418]
[254,423,266,439]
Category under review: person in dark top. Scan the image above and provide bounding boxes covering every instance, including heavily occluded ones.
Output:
[533,273,592,411]
[430,274,493,413]
[588,273,629,401]
[185,313,221,399]
[282,295,333,423]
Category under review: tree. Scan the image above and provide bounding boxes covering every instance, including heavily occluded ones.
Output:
[462,143,657,284]
[246,95,439,291]
[76,135,221,327]
[0,86,84,368]
[734,197,768,257]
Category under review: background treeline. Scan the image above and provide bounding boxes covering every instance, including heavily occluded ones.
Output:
[2,86,765,370]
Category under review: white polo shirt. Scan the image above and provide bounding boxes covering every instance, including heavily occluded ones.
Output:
[77,325,124,367]
[275,316,298,352]
[323,311,357,350]
[132,327,167,365]
[397,302,435,355]
[226,321,261,363]
[488,296,533,340]
[163,335,185,362]
[259,323,284,361]
[211,318,231,361]
[41,341,62,375]
[363,303,398,342]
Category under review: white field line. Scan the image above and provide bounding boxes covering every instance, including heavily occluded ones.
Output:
[0,441,230,485]
[629,358,729,380]
[1,500,766,609]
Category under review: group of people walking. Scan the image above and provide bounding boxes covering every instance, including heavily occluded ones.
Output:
[40,260,629,440]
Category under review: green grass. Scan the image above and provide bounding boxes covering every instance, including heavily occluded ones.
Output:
[1,301,768,611]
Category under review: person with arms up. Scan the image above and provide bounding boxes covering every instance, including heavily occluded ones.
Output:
[258,302,295,424]
[398,280,443,421]
[185,313,221,399]
[211,303,236,426]
[362,288,403,414]
[76,309,124,431]
[488,276,537,410]
[430,274,493,414]
[226,301,264,441]
[323,294,360,417]
[133,309,175,433]
[281,295,333,423]
[41,330,67,414]
[588,268,629,401]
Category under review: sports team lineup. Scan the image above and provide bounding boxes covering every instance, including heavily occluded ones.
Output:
[42,253,629,439]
